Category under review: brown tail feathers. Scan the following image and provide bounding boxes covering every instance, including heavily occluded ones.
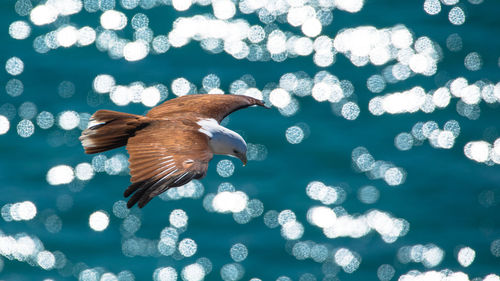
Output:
[79,110,149,154]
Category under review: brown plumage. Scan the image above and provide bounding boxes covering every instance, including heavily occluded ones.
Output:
[79,94,266,208]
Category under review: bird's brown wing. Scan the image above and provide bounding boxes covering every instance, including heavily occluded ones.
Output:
[146,94,266,123]
[124,119,212,208]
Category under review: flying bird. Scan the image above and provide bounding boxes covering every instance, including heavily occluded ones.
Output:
[80,94,266,208]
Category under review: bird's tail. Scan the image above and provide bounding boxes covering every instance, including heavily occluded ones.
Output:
[79,110,149,154]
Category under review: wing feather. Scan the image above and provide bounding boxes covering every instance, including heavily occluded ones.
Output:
[125,119,212,208]
[146,94,266,123]
[128,156,173,169]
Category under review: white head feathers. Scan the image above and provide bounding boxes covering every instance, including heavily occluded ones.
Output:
[197,118,247,163]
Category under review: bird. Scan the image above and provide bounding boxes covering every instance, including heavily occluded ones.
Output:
[79,94,266,208]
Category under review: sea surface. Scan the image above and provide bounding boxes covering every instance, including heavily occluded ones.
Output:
[1,0,500,280]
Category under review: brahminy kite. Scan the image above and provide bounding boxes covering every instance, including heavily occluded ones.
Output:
[80,94,266,208]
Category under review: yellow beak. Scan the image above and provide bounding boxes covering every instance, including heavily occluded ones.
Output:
[240,154,247,166]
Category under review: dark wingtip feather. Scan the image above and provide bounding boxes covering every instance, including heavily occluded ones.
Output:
[138,196,154,208]
[126,187,147,208]
[124,182,142,198]
[125,180,159,208]
[124,182,145,208]
[261,102,271,109]
[247,96,270,109]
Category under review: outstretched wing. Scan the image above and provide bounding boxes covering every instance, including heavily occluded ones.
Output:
[124,119,212,208]
[146,94,266,123]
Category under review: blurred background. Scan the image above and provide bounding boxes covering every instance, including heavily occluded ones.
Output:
[1,0,500,280]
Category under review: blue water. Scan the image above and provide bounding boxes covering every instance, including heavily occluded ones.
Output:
[1,0,500,280]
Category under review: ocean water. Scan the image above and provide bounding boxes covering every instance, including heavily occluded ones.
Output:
[1,0,500,280]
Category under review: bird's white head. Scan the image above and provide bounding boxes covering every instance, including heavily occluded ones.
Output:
[198,119,248,165]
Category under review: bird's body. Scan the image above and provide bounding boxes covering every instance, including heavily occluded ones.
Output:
[79,94,266,208]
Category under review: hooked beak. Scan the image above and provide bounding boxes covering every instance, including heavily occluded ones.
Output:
[239,153,247,166]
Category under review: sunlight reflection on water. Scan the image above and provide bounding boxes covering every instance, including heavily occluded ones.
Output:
[2,0,500,280]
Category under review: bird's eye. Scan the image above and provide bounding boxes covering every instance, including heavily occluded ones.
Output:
[233,149,238,154]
